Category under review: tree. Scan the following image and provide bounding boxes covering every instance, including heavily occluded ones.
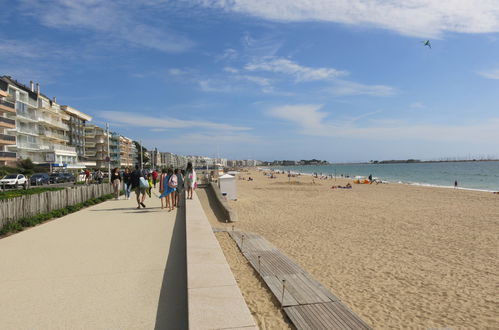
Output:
[133,141,150,167]
[17,158,36,175]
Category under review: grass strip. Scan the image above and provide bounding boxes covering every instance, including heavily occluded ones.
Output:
[0,193,114,237]
[0,187,65,201]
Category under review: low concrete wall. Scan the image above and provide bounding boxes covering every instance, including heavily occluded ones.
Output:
[185,191,256,329]
[0,184,113,229]
[206,182,238,222]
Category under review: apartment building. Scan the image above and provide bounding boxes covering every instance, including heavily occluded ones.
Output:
[109,132,120,168]
[61,105,92,162]
[0,76,79,168]
[120,136,133,168]
[84,124,109,169]
[0,85,16,166]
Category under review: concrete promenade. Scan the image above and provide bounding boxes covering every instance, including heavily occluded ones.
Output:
[0,193,187,329]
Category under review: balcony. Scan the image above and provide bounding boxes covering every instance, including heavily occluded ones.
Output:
[38,115,70,130]
[0,116,15,129]
[16,142,40,150]
[0,151,16,163]
[0,99,16,114]
[16,110,38,122]
[0,90,8,97]
[39,129,70,142]
[0,133,16,145]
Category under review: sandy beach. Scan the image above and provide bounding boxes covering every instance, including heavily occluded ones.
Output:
[223,169,499,329]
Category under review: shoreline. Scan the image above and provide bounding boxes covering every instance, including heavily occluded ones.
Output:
[263,167,499,193]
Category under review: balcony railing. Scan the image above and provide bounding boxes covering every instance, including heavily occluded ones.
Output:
[38,115,70,130]
[40,129,70,142]
[0,117,15,126]
[16,110,38,121]
[0,151,16,159]
[0,99,15,111]
[0,133,16,142]
[17,142,39,149]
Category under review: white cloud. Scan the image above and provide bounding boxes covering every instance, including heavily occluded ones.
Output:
[218,48,239,61]
[477,69,499,79]
[328,80,396,96]
[246,57,348,82]
[99,111,251,131]
[197,0,499,38]
[223,67,239,73]
[268,104,499,143]
[19,0,194,53]
[410,102,427,109]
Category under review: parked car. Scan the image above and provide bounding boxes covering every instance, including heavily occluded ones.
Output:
[0,174,27,188]
[49,173,66,184]
[61,172,75,182]
[30,173,50,186]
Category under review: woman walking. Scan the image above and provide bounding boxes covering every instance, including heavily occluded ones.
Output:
[159,168,177,211]
[185,162,196,199]
[175,169,185,208]
[111,167,121,200]
[122,167,131,199]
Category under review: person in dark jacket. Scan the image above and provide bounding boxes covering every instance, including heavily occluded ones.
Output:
[130,165,147,209]
[111,167,122,200]
[122,167,132,200]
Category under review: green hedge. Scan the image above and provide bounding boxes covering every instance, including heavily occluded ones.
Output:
[0,193,114,236]
[0,187,65,201]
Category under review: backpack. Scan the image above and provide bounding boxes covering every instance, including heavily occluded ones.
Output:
[168,175,178,188]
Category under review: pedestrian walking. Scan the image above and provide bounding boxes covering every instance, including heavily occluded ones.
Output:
[130,165,147,209]
[122,167,132,199]
[175,169,185,208]
[159,168,176,211]
[152,169,158,188]
[111,167,121,199]
[185,162,196,199]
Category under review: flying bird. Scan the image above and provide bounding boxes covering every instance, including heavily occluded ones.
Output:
[422,40,431,48]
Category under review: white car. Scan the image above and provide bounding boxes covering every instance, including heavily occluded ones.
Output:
[0,174,27,188]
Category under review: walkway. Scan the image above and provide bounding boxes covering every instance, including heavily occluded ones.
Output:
[0,193,187,329]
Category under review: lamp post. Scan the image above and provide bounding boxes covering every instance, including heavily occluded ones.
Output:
[140,140,143,171]
[106,123,111,181]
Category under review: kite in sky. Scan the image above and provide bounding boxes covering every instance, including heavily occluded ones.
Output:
[422,40,431,48]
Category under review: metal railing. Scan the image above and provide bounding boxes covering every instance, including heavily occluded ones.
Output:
[0,99,15,109]
[0,133,16,141]
[0,117,15,126]
[0,151,16,158]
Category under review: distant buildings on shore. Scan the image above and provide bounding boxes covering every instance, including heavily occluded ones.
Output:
[262,159,330,166]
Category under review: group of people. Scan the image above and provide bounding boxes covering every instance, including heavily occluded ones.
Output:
[109,162,197,211]
[83,169,104,184]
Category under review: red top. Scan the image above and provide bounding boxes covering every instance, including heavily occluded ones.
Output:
[152,170,158,180]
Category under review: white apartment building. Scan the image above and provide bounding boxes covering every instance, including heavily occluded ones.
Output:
[0,77,78,167]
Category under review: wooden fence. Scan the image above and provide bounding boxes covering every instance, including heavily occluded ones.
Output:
[0,184,113,229]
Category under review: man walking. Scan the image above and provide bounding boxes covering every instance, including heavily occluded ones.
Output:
[130,165,147,209]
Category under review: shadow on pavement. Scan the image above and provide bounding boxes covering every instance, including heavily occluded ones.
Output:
[154,196,188,330]
[90,207,163,212]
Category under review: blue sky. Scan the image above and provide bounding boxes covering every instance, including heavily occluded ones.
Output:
[2,0,499,162]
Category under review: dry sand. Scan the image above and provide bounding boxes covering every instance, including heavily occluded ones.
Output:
[197,188,293,329]
[226,170,499,329]
[196,188,293,328]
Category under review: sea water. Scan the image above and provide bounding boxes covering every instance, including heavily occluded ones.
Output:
[271,161,499,192]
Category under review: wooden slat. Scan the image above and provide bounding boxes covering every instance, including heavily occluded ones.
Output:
[229,231,372,330]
